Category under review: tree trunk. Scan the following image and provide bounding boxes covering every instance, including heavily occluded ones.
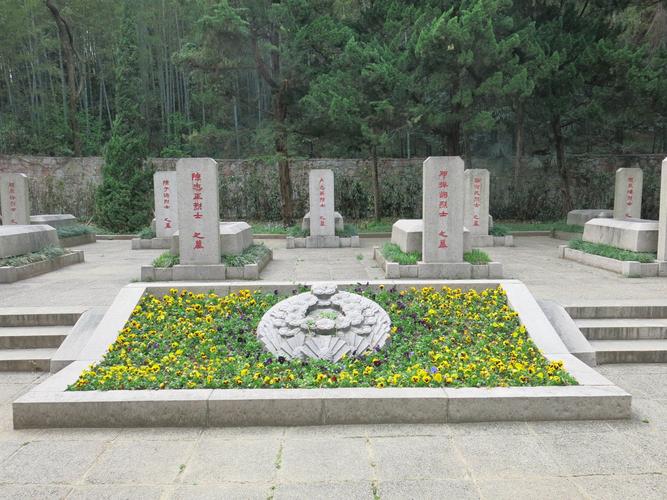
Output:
[551,114,573,214]
[46,0,82,156]
[372,146,381,221]
[274,80,293,225]
[445,121,461,155]
[514,101,524,186]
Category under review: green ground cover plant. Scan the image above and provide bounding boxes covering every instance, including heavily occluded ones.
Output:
[152,244,270,268]
[0,245,65,267]
[381,243,491,266]
[70,285,575,391]
[56,224,97,238]
[499,221,584,233]
[568,239,656,263]
[137,226,156,239]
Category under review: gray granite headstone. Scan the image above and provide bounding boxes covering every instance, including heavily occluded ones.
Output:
[153,171,178,238]
[0,173,30,225]
[658,159,667,261]
[464,169,490,235]
[422,156,464,263]
[614,167,643,219]
[309,169,335,237]
[176,158,220,265]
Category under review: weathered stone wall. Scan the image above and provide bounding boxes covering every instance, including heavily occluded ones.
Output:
[1,154,665,222]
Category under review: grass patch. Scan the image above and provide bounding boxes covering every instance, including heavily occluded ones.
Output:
[464,249,491,264]
[336,224,358,237]
[251,222,289,234]
[286,224,358,238]
[499,220,584,233]
[287,225,308,237]
[56,224,96,239]
[0,245,65,267]
[137,226,156,239]
[382,243,491,266]
[489,224,509,236]
[70,285,575,391]
[152,244,270,268]
[355,219,393,233]
[382,243,420,265]
[568,239,656,263]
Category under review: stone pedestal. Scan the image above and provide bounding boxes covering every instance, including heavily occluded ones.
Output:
[583,218,658,253]
[302,211,344,232]
[171,222,252,256]
[0,173,30,225]
[464,169,489,236]
[154,171,178,238]
[176,158,221,265]
[30,214,77,228]
[422,156,464,263]
[391,219,422,253]
[658,158,667,261]
[0,225,59,258]
[566,209,613,226]
[613,168,643,219]
[309,169,335,237]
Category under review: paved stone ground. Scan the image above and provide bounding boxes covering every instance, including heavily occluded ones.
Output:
[1,235,667,498]
[0,365,665,499]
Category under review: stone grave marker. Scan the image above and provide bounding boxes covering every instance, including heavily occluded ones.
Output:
[176,158,220,265]
[154,171,178,238]
[658,158,667,262]
[0,173,30,225]
[614,167,643,219]
[464,169,490,235]
[422,156,464,263]
[309,169,335,237]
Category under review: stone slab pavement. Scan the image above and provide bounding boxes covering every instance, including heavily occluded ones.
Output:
[0,364,665,499]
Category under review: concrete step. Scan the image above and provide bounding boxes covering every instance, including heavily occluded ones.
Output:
[590,339,667,364]
[0,326,70,349]
[566,304,667,320]
[0,307,84,327]
[0,348,57,371]
[575,319,667,340]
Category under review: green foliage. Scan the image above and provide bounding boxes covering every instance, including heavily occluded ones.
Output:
[0,246,65,267]
[336,224,358,237]
[152,252,180,268]
[500,221,583,233]
[382,243,420,265]
[152,244,270,268]
[569,239,656,263]
[464,249,491,265]
[489,224,509,236]
[137,226,156,239]
[287,225,308,237]
[56,224,96,238]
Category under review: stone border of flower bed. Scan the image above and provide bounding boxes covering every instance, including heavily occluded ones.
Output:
[558,245,667,278]
[13,278,630,428]
[373,247,503,279]
[0,250,84,284]
[139,249,273,281]
[131,237,171,250]
[469,235,514,247]
[59,233,97,247]
[286,235,360,248]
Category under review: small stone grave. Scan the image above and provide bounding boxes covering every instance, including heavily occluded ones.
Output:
[132,171,178,250]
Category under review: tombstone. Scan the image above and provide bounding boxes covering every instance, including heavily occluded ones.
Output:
[308,169,335,237]
[422,156,464,263]
[154,171,178,238]
[613,167,643,219]
[0,173,30,225]
[176,158,220,265]
[658,158,667,262]
[464,169,490,235]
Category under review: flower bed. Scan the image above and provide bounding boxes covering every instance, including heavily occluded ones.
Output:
[71,285,575,391]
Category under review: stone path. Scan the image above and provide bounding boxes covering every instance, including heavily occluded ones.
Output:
[1,235,667,498]
[0,365,665,499]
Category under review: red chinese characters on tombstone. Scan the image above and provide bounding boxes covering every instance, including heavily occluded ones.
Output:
[625,176,634,217]
[191,172,204,249]
[164,217,172,229]
[438,170,449,249]
[472,176,482,226]
[162,179,171,228]
[318,177,327,226]
[7,181,17,224]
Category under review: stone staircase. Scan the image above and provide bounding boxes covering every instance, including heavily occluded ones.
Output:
[0,308,83,371]
[567,304,667,364]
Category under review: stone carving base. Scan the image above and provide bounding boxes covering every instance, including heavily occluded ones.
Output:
[131,237,171,250]
[286,235,360,249]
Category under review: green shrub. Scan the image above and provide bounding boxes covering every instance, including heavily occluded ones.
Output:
[489,224,509,236]
[0,246,65,267]
[464,249,491,264]
[152,252,180,268]
[336,224,358,237]
[137,226,156,239]
[56,224,96,238]
[381,243,420,265]
[152,244,270,268]
[568,239,655,263]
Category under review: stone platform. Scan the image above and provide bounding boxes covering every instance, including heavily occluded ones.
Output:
[286,235,360,249]
[0,225,59,258]
[391,219,511,251]
[302,211,344,232]
[30,214,77,229]
[583,218,658,253]
[567,209,613,226]
[170,221,253,256]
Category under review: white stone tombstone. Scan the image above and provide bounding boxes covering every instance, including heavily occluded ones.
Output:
[613,167,643,219]
[422,156,464,262]
[464,169,490,235]
[0,173,30,225]
[153,171,178,238]
[658,158,667,261]
[308,169,335,237]
[176,158,220,265]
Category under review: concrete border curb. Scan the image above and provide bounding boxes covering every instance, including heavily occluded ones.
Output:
[0,250,84,283]
[559,245,665,277]
[59,233,96,247]
[13,279,631,428]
